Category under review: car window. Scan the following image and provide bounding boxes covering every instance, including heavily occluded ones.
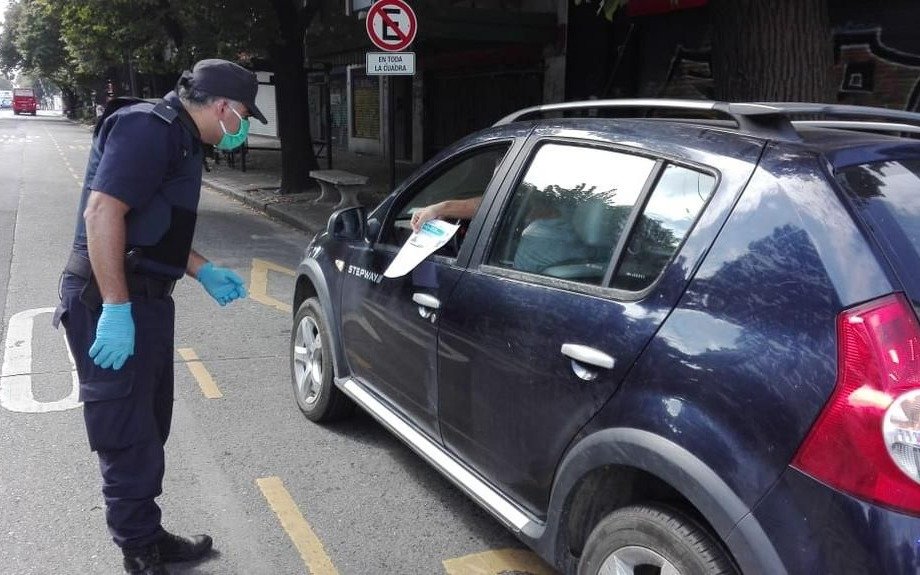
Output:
[487,143,657,285]
[382,143,511,257]
[612,164,716,291]
[837,158,920,295]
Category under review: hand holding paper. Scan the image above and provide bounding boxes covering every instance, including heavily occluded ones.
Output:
[384,219,460,278]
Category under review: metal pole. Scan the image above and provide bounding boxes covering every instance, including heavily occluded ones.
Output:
[325,69,333,169]
[388,76,396,192]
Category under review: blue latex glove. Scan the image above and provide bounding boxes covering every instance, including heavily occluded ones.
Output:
[89,302,135,370]
[197,262,247,306]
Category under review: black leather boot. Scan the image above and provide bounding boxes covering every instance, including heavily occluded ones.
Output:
[122,544,168,574]
[156,531,213,563]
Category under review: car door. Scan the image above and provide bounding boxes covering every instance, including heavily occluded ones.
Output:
[437,137,725,515]
[339,141,514,438]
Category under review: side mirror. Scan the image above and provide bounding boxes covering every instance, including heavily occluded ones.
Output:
[327,206,367,241]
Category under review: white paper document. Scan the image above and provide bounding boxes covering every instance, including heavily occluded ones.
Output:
[383,219,460,278]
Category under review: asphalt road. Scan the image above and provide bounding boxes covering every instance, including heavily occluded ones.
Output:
[0,109,551,574]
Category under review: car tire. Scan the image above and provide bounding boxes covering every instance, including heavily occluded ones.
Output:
[578,504,736,575]
[290,297,354,422]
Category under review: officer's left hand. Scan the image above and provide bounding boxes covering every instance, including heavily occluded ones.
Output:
[89,302,135,370]
[197,262,247,306]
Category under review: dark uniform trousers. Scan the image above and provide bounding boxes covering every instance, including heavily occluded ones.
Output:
[59,273,175,549]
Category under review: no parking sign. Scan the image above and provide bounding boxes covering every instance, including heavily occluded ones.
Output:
[365,0,417,52]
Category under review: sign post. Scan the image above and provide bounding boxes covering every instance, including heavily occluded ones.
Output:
[365,0,417,191]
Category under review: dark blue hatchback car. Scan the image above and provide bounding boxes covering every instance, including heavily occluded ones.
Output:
[290,100,920,574]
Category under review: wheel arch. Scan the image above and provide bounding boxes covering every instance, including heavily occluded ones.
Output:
[538,427,785,575]
[293,260,347,379]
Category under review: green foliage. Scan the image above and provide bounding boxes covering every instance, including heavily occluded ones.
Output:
[573,0,628,21]
[0,1,25,76]
[14,0,81,89]
[0,0,287,94]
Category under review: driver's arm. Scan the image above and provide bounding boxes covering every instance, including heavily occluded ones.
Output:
[411,196,482,232]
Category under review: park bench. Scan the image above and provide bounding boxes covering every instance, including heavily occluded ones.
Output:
[309,169,369,209]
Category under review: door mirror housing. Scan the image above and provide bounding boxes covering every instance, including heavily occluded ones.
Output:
[327,206,367,241]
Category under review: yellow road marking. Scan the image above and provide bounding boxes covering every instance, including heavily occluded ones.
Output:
[443,548,556,575]
[250,258,294,313]
[257,476,339,575]
[177,348,223,399]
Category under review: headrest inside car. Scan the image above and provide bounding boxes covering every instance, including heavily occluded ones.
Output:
[571,194,630,248]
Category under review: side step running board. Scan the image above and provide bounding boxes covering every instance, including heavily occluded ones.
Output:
[337,377,537,533]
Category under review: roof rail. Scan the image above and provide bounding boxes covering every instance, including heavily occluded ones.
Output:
[792,120,920,135]
[494,99,920,141]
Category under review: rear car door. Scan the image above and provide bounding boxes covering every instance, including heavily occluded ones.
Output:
[437,127,761,515]
[339,140,515,438]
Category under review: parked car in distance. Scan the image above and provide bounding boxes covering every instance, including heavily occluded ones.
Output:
[290,99,920,574]
[0,90,12,109]
[13,87,37,115]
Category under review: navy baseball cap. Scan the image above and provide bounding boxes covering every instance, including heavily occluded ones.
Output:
[181,59,267,124]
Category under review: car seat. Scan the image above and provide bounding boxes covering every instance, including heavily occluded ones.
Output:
[514,194,630,281]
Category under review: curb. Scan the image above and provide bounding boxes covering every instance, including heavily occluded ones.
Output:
[202,177,323,237]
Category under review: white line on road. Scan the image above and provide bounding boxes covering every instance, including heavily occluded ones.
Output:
[0,307,80,413]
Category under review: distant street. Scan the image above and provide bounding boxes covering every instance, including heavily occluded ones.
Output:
[0,110,544,574]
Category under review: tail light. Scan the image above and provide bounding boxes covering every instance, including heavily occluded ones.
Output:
[792,293,920,515]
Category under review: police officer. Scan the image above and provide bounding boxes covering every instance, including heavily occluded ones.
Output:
[55,59,267,574]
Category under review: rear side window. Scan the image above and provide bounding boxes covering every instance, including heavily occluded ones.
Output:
[487,143,656,285]
[612,164,716,291]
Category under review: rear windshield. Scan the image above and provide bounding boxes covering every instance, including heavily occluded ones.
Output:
[837,159,920,290]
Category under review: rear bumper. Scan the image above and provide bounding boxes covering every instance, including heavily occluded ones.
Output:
[738,467,920,574]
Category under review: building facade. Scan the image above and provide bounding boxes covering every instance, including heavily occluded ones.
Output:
[305,0,564,163]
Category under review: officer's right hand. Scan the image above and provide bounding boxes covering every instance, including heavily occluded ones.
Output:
[89,302,135,370]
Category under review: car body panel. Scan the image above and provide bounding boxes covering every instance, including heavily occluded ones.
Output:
[741,467,920,574]
[293,111,920,575]
[338,131,529,437]
[438,122,766,515]
[580,144,893,512]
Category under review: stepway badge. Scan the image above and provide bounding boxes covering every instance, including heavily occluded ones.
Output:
[366,52,416,75]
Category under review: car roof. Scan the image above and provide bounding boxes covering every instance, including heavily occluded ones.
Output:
[490,99,920,162]
[477,110,920,173]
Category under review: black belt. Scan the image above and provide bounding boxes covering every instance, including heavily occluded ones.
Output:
[65,251,175,298]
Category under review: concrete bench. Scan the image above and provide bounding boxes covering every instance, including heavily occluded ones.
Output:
[309,170,369,209]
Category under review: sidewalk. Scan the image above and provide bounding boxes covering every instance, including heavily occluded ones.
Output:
[202,137,419,237]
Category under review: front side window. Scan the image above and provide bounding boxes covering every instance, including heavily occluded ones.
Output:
[383,143,511,256]
[487,143,657,285]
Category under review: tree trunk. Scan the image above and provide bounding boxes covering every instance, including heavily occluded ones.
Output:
[270,0,319,194]
[62,87,79,119]
[710,0,833,102]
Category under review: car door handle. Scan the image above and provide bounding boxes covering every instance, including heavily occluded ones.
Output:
[412,293,440,321]
[412,293,440,309]
[561,343,615,370]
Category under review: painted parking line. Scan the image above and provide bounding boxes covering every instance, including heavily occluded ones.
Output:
[257,476,340,575]
[0,307,81,413]
[249,258,295,313]
[443,548,556,575]
[177,348,222,399]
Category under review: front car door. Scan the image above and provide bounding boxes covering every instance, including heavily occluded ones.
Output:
[339,139,515,438]
[438,130,744,515]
